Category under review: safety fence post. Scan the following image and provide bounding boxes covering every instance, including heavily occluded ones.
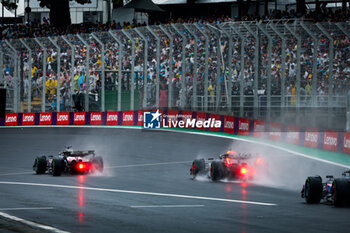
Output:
[91,33,106,112]
[121,30,135,110]
[19,39,32,112]
[76,34,90,112]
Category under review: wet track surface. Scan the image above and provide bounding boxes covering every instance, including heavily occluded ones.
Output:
[0,127,349,233]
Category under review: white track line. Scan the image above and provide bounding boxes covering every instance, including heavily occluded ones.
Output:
[0,211,70,233]
[0,207,54,211]
[160,129,350,169]
[0,181,277,206]
[106,161,192,169]
[131,205,204,208]
[0,172,33,176]
[3,125,349,168]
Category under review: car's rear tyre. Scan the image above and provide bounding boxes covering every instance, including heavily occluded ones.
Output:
[211,161,225,181]
[33,156,46,174]
[332,178,350,207]
[52,159,63,176]
[304,176,322,204]
[93,156,104,172]
[191,159,205,178]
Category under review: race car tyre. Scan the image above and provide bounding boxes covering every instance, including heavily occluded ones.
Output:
[70,160,77,174]
[33,156,46,174]
[93,156,104,172]
[191,159,205,178]
[211,161,225,181]
[332,178,350,207]
[52,159,63,176]
[304,176,322,204]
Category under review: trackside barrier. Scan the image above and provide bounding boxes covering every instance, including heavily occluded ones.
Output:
[0,111,349,155]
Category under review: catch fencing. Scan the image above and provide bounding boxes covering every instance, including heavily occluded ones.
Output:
[0,20,349,131]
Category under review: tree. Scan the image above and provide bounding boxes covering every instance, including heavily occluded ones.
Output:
[38,0,91,27]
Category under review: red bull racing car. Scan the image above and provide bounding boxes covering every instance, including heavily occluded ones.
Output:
[33,146,104,176]
[301,170,350,207]
[190,150,263,181]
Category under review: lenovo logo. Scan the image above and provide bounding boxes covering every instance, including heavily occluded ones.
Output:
[23,115,34,122]
[74,114,85,121]
[6,116,17,123]
[91,114,101,121]
[57,115,68,121]
[40,115,51,121]
[324,136,337,146]
[225,121,234,129]
[344,138,350,148]
[123,114,133,121]
[305,132,318,143]
[107,114,118,121]
[239,122,249,131]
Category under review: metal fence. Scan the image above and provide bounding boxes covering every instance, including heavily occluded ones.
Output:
[0,20,349,130]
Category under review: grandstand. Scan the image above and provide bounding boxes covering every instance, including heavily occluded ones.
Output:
[0,0,349,131]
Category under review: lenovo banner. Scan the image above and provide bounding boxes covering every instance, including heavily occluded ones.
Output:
[269,122,282,141]
[90,112,102,125]
[122,111,134,125]
[73,112,86,125]
[304,128,319,148]
[343,132,350,154]
[56,112,69,125]
[195,112,207,130]
[238,118,250,136]
[5,113,18,126]
[223,116,235,134]
[137,110,144,126]
[253,120,266,138]
[182,111,193,129]
[285,125,300,145]
[323,131,339,152]
[39,112,52,125]
[209,114,222,132]
[22,113,35,125]
[165,110,179,127]
[106,111,118,125]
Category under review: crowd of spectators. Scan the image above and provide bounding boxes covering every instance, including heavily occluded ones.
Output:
[1,7,349,113]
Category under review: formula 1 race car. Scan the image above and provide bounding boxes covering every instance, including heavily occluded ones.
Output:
[301,170,350,207]
[33,146,104,176]
[190,150,260,181]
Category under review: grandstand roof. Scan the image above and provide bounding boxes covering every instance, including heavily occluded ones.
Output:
[124,0,165,12]
[153,0,238,4]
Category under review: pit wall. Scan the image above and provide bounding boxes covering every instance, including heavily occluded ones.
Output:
[1,111,349,155]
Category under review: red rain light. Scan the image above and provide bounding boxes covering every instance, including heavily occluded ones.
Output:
[240,167,247,174]
[225,157,232,166]
[78,163,84,170]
